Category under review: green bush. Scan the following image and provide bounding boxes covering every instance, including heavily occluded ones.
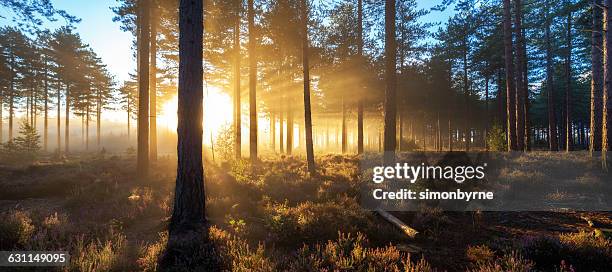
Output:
[0,210,35,250]
[0,121,41,164]
[486,124,507,152]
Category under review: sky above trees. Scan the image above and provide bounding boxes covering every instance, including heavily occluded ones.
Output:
[0,0,454,83]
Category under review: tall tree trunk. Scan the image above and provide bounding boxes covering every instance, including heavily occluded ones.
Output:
[248,0,257,161]
[234,8,241,159]
[603,0,612,169]
[383,0,397,163]
[302,0,315,174]
[150,3,158,162]
[97,91,101,148]
[545,1,558,151]
[44,58,49,151]
[279,102,284,153]
[591,0,604,154]
[287,102,293,155]
[86,97,90,150]
[65,84,70,155]
[127,95,131,141]
[56,82,61,154]
[170,0,206,237]
[270,112,275,150]
[462,38,470,151]
[357,0,364,154]
[503,0,517,151]
[485,75,490,151]
[566,9,573,152]
[514,0,526,151]
[9,78,14,140]
[341,97,347,153]
[137,0,150,178]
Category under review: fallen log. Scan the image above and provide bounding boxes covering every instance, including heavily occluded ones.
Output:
[376,209,418,238]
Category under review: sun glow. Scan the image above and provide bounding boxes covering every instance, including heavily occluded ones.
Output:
[157,87,233,142]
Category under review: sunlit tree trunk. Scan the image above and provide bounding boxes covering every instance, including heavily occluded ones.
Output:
[383,0,396,163]
[248,0,257,161]
[270,112,275,151]
[485,75,489,151]
[301,0,315,174]
[514,0,526,151]
[592,0,604,154]
[137,0,150,178]
[170,0,206,237]
[503,0,517,151]
[234,6,241,159]
[287,101,293,155]
[149,3,158,162]
[545,1,558,151]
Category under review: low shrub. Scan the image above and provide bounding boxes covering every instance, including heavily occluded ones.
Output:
[0,210,35,250]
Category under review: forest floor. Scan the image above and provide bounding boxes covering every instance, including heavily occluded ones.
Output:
[0,152,611,271]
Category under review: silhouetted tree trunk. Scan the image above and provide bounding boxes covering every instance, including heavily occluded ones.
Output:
[248,0,257,161]
[302,0,315,174]
[279,102,284,153]
[170,0,206,237]
[341,98,347,153]
[462,37,470,151]
[357,0,364,154]
[65,84,70,154]
[591,0,604,154]
[137,0,150,178]
[503,0,517,151]
[234,5,241,159]
[383,0,396,163]
[287,102,293,155]
[514,0,526,151]
[97,90,101,147]
[43,56,49,151]
[545,1,558,151]
[149,2,158,162]
[565,9,573,152]
[56,82,61,154]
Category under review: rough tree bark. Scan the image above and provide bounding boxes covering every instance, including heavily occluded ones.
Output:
[591,0,604,154]
[149,2,158,162]
[248,0,257,161]
[170,0,206,237]
[503,0,517,151]
[514,0,526,151]
[357,0,364,154]
[603,0,611,169]
[137,0,150,178]
[545,1,558,151]
[301,0,315,175]
[383,0,397,163]
[234,4,241,159]
[565,9,573,152]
